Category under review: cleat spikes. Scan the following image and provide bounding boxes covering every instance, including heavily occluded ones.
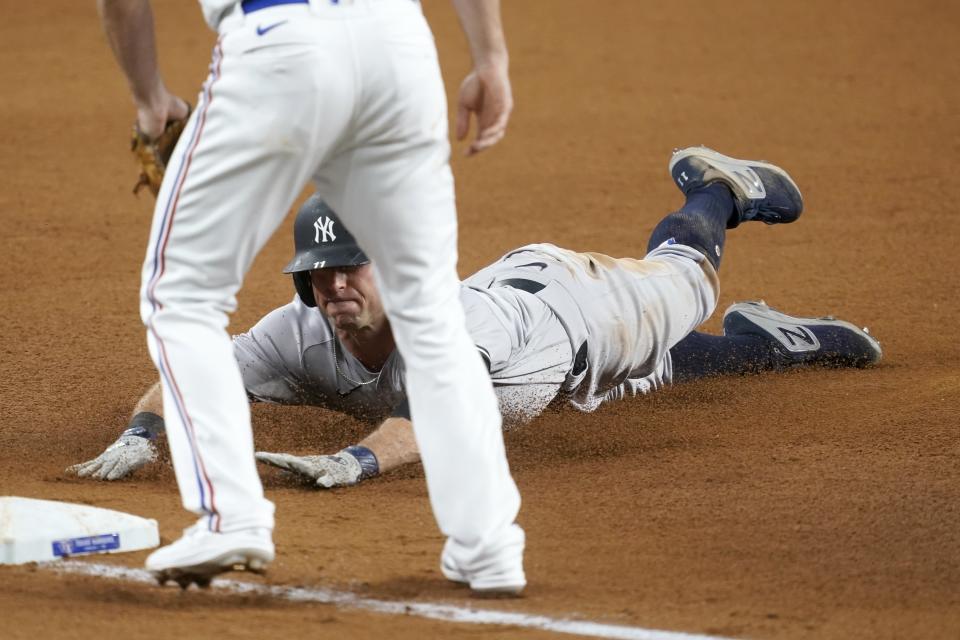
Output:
[154,568,222,591]
[153,561,269,591]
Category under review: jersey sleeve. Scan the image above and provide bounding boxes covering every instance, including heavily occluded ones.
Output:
[233,299,321,404]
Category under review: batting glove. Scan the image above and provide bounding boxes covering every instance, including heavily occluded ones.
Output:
[67,433,159,481]
[255,445,379,489]
[66,412,164,481]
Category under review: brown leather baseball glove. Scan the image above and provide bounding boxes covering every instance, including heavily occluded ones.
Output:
[130,104,192,197]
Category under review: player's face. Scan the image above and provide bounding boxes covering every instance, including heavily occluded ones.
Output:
[309,264,385,332]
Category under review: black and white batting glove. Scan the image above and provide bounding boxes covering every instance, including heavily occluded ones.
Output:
[66,412,163,481]
[255,446,379,489]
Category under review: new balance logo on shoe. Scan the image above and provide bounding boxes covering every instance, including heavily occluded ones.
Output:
[778,326,816,350]
[723,301,881,367]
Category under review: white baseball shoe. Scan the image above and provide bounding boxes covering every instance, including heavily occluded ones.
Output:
[440,523,526,596]
[146,521,274,589]
[669,146,804,227]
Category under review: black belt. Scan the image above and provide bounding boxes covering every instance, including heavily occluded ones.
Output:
[242,0,308,14]
[495,278,546,295]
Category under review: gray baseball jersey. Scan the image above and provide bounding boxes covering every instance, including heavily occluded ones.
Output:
[233,241,718,425]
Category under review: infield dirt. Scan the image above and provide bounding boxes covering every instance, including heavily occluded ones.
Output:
[1,1,958,639]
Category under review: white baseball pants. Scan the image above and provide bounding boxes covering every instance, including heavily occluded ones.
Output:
[142,0,520,550]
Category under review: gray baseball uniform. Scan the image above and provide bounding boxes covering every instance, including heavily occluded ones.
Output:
[234,240,718,425]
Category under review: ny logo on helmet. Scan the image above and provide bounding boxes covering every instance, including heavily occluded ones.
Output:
[314,216,337,243]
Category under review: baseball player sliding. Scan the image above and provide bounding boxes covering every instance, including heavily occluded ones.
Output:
[72,146,881,500]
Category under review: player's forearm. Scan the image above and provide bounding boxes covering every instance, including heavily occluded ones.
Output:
[256,417,419,488]
[451,0,509,69]
[97,0,167,110]
[125,380,165,438]
[66,380,164,480]
[357,417,420,474]
[133,380,164,417]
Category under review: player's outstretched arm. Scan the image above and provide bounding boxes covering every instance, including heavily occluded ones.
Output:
[97,0,188,137]
[451,0,512,156]
[66,381,166,481]
[255,417,421,489]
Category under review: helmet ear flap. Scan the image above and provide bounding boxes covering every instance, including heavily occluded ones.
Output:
[292,272,316,307]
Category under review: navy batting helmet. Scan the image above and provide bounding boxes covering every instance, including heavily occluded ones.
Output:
[283,195,369,307]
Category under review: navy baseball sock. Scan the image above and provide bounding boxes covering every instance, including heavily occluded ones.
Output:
[669,331,790,382]
[647,183,734,270]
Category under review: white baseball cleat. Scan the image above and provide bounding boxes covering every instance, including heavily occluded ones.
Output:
[146,521,274,589]
[440,523,526,596]
[669,146,804,227]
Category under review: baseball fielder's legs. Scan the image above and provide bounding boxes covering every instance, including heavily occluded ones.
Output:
[313,2,523,591]
[326,149,523,590]
[140,16,356,575]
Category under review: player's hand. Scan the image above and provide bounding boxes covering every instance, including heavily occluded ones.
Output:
[136,92,190,140]
[66,434,158,481]
[131,95,192,197]
[255,451,363,489]
[455,61,513,156]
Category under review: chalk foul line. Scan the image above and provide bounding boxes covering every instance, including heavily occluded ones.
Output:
[48,560,736,640]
